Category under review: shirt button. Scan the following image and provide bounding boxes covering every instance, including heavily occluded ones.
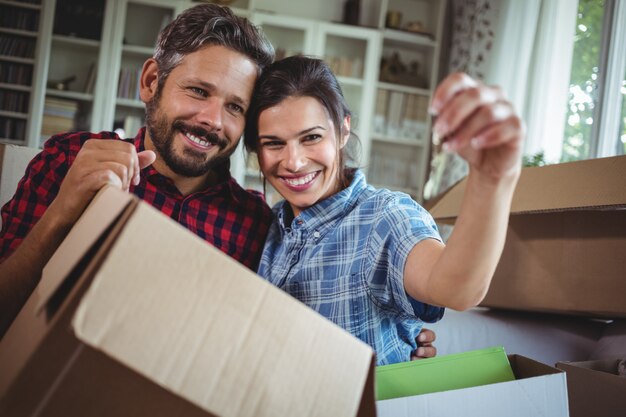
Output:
[313,231,320,238]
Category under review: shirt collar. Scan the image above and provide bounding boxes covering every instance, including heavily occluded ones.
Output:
[276,169,368,234]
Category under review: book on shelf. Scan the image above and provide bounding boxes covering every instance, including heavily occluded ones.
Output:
[83,62,97,94]
[0,34,37,58]
[121,115,142,139]
[0,90,29,113]
[386,91,405,137]
[1,118,26,141]
[373,89,389,134]
[117,67,142,100]
[401,94,429,141]
[42,96,78,138]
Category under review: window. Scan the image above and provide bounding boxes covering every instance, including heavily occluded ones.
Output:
[562,0,626,162]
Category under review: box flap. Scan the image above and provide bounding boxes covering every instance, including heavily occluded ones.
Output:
[557,359,626,417]
[37,186,135,313]
[72,194,375,417]
[430,155,626,222]
[0,186,136,400]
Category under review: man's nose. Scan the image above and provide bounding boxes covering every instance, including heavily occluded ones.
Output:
[197,98,223,131]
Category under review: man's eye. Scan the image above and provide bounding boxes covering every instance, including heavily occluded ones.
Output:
[228,103,244,114]
[190,87,207,97]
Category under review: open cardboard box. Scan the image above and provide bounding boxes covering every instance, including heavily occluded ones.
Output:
[377,354,569,417]
[0,187,376,417]
[557,358,626,417]
[429,155,626,318]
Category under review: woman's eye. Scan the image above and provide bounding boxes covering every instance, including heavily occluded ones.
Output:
[303,134,322,142]
[261,140,283,149]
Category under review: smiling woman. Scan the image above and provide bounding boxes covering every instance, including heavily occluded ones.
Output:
[243,55,525,366]
[256,95,348,217]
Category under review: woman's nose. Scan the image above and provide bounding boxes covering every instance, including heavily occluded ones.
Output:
[283,144,307,172]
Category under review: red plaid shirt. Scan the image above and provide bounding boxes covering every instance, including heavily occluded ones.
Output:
[0,129,272,270]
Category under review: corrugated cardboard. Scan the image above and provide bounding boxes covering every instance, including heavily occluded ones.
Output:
[429,155,626,318]
[0,186,376,417]
[377,354,569,417]
[557,358,626,417]
[375,346,515,400]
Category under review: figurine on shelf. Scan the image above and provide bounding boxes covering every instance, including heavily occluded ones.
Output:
[342,0,360,26]
[379,52,407,84]
[405,21,433,39]
[46,75,77,91]
[380,53,428,89]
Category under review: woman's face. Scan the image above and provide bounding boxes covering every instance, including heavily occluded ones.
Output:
[257,96,349,217]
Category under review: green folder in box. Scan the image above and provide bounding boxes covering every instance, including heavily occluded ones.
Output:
[375,346,515,400]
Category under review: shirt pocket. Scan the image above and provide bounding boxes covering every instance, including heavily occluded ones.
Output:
[282,273,369,339]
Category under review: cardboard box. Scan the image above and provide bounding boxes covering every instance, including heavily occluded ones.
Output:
[377,354,569,417]
[557,358,626,417]
[429,155,626,318]
[0,143,39,209]
[0,187,376,417]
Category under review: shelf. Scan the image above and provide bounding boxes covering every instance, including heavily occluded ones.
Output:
[46,89,93,101]
[52,34,100,49]
[336,75,364,87]
[0,54,35,64]
[377,82,431,96]
[0,82,31,92]
[383,28,437,47]
[0,138,27,146]
[116,98,144,109]
[122,44,155,57]
[0,26,37,38]
[372,134,427,147]
[0,0,41,11]
[0,109,28,119]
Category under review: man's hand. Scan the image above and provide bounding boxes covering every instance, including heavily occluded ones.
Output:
[47,139,156,227]
[411,328,437,360]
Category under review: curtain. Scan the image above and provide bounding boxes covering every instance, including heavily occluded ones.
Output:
[424,0,578,202]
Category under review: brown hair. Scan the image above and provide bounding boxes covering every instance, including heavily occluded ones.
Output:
[244,55,360,188]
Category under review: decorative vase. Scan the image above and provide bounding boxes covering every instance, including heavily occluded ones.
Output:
[343,0,360,26]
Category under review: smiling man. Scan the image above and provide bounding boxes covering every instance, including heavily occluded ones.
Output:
[0,4,275,337]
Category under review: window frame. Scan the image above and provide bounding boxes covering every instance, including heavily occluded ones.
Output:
[590,0,626,158]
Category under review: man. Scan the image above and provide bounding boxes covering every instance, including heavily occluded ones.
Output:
[0,4,274,336]
[0,4,437,356]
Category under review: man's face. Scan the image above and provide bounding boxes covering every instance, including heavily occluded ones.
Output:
[144,44,258,177]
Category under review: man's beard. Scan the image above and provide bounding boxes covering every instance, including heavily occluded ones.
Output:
[145,97,234,178]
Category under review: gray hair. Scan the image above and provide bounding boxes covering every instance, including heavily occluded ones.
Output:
[153,3,274,91]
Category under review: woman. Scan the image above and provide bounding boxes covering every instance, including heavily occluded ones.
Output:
[244,56,523,365]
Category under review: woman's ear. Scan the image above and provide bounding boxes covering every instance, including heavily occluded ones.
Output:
[340,115,351,149]
[139,58,159,103]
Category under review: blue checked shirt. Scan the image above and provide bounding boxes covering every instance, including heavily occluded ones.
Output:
[258,170,444,365]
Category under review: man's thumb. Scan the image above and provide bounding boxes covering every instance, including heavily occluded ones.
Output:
[138,150,157,168]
